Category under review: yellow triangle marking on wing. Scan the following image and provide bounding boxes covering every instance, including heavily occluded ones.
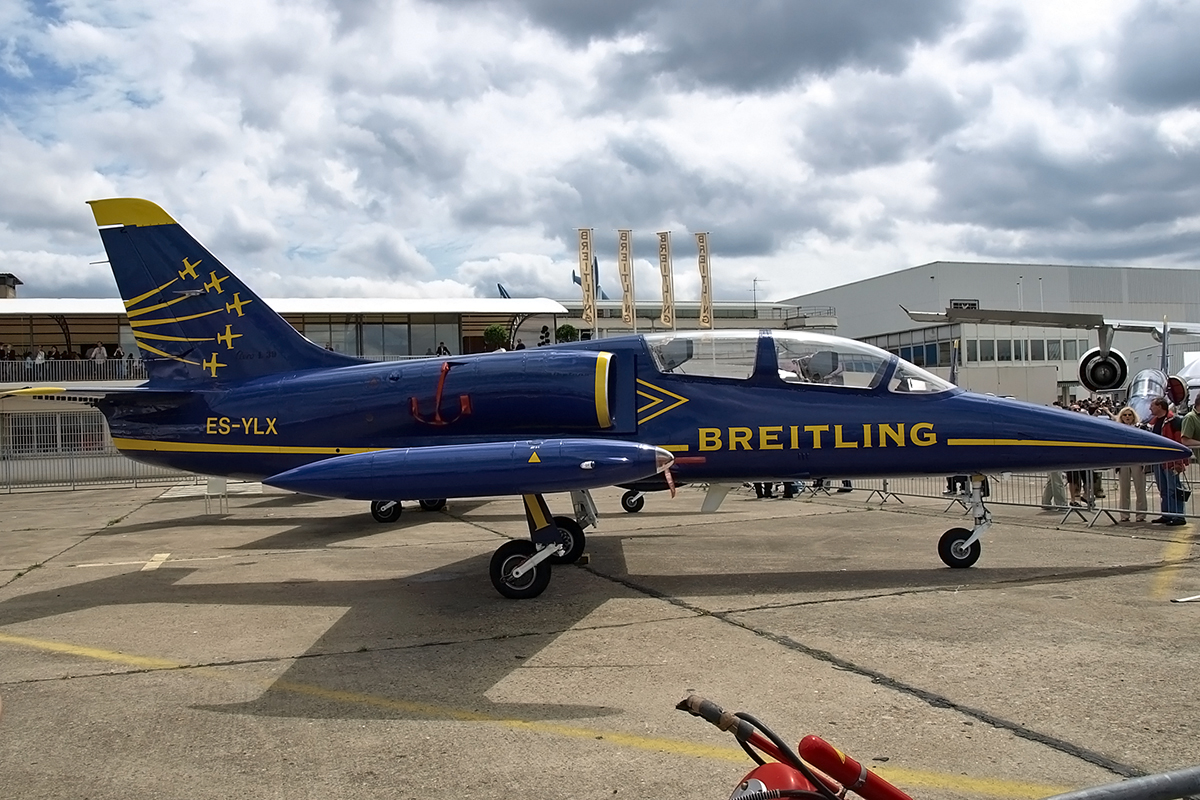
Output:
[528,452,541,463]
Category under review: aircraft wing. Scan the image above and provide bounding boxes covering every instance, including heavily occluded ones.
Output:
[1,385,193,404]
[901,305,1200,337]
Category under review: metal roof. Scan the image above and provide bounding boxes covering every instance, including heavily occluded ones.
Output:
[0,297,567,316]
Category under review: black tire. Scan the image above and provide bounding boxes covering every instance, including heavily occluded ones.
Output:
[370,500,402,524]
[548,516,586,564]
[419,498,447,512]
[620,490,645,513]
[489,540,552,599]
[938,527,981,568]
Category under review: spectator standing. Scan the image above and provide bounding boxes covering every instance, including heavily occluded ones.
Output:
[1114,406,1148,523]
[1147,396,1188,525]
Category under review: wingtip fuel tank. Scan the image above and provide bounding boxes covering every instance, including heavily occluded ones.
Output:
[264,439,675,501]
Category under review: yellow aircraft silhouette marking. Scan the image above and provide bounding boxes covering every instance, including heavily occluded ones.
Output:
[225,293,252,317]
[216,325,242,350]
[204,271,229,294]
[179,257,201,280]
[202,353,226,377]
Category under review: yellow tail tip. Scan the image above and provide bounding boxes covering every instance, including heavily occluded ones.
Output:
[87,198,177,228]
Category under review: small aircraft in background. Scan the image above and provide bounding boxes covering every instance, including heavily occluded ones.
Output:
[8,199,1187,599]
[902,306,1200,419]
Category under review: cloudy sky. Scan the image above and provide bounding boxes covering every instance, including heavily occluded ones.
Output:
[2,0,1198,304]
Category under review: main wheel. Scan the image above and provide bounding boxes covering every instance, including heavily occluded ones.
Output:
[370,500,402,523]
[548,516,586,564]
[489,540,552,599]
[419,498,447,511]
[938,527,981,568]
[620,490,645,513]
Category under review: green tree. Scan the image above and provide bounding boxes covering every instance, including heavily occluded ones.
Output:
[555,324,579,343]
[483,324,511,351]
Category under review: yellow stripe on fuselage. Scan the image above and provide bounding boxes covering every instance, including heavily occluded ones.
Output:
[947,438,1183,452]
[595,352,613,429]
[112,437,385,456]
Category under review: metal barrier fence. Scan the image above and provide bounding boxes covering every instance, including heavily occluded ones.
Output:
[849,465,1200,522]
[0,359,148,384]
[1,409,195,492]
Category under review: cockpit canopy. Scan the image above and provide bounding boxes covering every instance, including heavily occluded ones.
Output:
[644,330,954,395]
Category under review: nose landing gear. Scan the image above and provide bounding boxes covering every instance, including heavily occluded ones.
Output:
[939,474,990,568]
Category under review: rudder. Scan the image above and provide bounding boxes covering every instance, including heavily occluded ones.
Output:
[89,198,360,386]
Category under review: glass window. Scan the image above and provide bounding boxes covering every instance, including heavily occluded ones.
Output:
[647,331,758,380]
[925,344,938,366]
[966,340,977,362]
[1047,339,1061,360]
[997,340,1012,361]
[383,323,409,356]
[900,346,912,362]
[1064,339,1078,360]
[771,331,890,389]
[888,362,955,394]
[306,322,331,350]
[1013,339,1024,361]
[939,341,952,366]
[980,340,995,361]
[1030,339,1045,360]
[362,324,385,357]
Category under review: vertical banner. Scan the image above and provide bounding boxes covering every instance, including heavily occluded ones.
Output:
[577,228,595,327]
[657,231,674,328]
[695,231,712,329]
[617,229,635,329]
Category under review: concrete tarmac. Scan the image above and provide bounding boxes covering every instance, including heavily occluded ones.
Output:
[1,483,1198,800]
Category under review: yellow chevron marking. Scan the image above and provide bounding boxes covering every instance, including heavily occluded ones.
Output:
[635,379,689,425]
[123,277,179,309]
[130,308,224,328]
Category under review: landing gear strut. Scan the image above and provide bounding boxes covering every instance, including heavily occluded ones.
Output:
[488,493,587,599]
[938,475,990,568]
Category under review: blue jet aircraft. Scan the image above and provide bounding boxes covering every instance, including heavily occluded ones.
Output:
[12,199,1189,599]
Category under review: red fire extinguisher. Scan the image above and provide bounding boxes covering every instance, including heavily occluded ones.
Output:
[676,695,913,800]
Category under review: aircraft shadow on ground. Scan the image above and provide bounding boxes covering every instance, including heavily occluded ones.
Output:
[0,542,1174,723]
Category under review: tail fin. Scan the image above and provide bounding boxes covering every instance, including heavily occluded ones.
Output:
[88,198,360,386]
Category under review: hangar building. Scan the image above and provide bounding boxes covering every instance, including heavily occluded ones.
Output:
[781,261,1200,404]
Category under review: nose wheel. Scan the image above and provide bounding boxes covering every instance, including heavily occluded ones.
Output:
[938,527,981,568]
[620,490,645,513]
[370,500,402,523]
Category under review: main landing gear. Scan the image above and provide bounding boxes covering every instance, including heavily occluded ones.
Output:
[370,498,447,522]
[489,493,587,599]
[938,474,990,569]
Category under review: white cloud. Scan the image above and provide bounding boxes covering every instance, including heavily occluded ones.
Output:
[3,0,1198,304]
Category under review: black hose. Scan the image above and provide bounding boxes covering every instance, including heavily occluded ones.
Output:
[735,711,842,800]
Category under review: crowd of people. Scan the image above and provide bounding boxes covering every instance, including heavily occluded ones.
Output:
[0,341,138,374]
[1042,393,1198,526]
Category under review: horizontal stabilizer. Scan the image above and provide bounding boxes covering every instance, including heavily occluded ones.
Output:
[264,438,674,501]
